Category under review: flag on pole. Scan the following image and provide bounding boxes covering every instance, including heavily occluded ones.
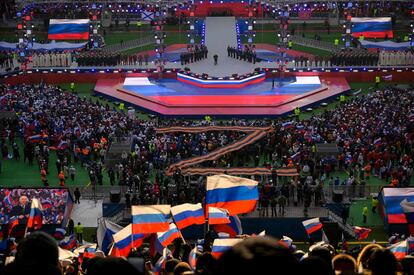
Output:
[153,248,172,275]
[302,218,323,235]
[280,236,293,248]
[132,205,171,234]
[188,246,198,270]
[96,218,123,254]
[156,223,182,248]
[27,198,43,230]
[170,203,205,230]
[59,234,78,250]
[8,217,19,236]
[206,175,258,215]
[208,207,230,225]
[211,238,242,258]
[389,240,408,259]
[110,224,145,257]
[212,215,243,237]
[353,226,372,240]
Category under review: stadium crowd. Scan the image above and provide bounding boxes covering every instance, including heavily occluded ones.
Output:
[0,83,413,212]
[1,231,414,275]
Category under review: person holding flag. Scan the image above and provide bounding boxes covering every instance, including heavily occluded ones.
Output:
[26,197,43,231]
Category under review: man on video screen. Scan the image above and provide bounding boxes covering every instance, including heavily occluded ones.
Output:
[10,195,30,223]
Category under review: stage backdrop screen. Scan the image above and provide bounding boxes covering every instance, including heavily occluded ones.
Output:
[0,188,71,225]
[351,17,393,39]
[48,19,90,40]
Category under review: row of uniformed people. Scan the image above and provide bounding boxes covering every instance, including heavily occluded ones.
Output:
[379,50,414,66]
[330,51,379,67]
[32,52,72,67]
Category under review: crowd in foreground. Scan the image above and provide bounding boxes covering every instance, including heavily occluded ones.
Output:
[1,231,414,275]
[0,83,413,213]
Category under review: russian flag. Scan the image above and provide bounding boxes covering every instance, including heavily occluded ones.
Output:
[3,190,13,205]
[8,216,19,236]
[153,248,172,275]
[83,247,97,259]
[53,228,66,240]
[302,218,323,235]
[42,198,52,209]
[132,205,171,234]
[400,199,414,235]
[208,207,230,225]
[212,215,243,238]
[280,236,293,248]
[373,137,382,145]
[48,19,90,40]
[97,218,123,255]
[206,175,258,215]
[282,121,294,129]
[188,247,198,270]
[389,240,408,259]
[351,17,393,39]
[171,203,205,230]
[156,223,182,248]
[27,198,43,230]
[110,224,146,257]
[59,234,77,250]
[28,134,48,143]
[353,226,372,240]
[211,238,242,258]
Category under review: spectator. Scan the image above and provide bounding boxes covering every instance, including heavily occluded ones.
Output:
[74,188,81,204]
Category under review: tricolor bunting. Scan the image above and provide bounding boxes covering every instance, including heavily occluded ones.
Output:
[110,224,146,257]
[27,198,43,230]
[302,218,323,235]
[96,218,123,254]
[212,215,243,237]
[171,203,205,230]
[211,238,243,258]
[206,175,258,215]
[208,207,230,225]
[48,19,90,40]
[156,223,182,248]
[132,205,171,234]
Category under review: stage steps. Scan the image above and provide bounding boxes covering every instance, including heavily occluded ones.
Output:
[205,16,238,58]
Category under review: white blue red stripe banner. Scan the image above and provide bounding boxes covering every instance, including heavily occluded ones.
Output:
[302,218,323,235]
[389,240,408,259]
[379,188,414,228]
[171,203,205,230]
[132,205,171,234]
[48,19,90,40]
[211,238,242,258]
[212,215,243,237]
[351,17,393,39]
[27,198,43,230]
[208,207,230,225]
[111,224,145,257]
[156,223,182,248]
[206,175,258,215]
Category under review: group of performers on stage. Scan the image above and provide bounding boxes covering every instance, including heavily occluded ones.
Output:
[227,44,258,64]
[179,44,208,65]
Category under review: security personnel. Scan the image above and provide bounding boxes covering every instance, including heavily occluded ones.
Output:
[75,222,84,243]
[70,82,76,93]
[371,196,379,213]
[362,206,368,223]
[294,107,300,121]
[288,41,293,49]
[340,94,346,104]
[334,39,339,46]
[375,75,380,88]
[119,102,125,111]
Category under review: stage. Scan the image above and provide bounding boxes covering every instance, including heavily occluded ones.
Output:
[94,74,350,117]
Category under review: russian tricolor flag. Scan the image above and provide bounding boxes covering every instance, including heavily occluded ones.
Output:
[59,234,77,250]
[110,224,146,257]
[351,17,393,39]
[206,175,258,215]
[156,223,182,248]
[27,198,43,230]
[48,19,90,40]
[353,226,372,240]
[132,205,171,234]
[212,215,243,237]
[389,240,408,259]
[171,203,205,230]
[53,228,66,240]
[208,207,230,225]
[211,238,242,258]
[302,218,323,235]
[400,199,414,235]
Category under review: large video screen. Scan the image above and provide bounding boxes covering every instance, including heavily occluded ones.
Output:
[0,188,69,225]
